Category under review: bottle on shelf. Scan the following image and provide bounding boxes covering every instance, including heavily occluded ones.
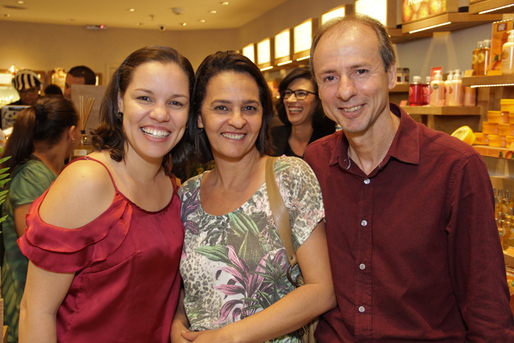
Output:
[478,39,491,75]
[502,30,514,75]
[504,190,514,215]
[472,41,482,75]
[423,76,430,105]
[449,69,464,107]
[496,188,504,220]
[444,71,453,106]
[409,76,424,106]
[503,214,511,251]
[429,70,445,106]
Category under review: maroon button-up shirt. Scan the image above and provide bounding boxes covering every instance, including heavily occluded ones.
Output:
[304,104,514,342]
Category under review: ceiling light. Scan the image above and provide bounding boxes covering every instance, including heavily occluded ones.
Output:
[3,14,10,17]
[128,8,136,12]
[136,22,143,25]
[209,10,217,14]
[220,2,229,5]
[17,1,24,4]
[198,19,206,23]
[180,22,187,26]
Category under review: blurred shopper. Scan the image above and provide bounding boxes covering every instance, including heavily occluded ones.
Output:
[271,67,335,157]
[7,70,42,106]
[1,96,80,343]
[18,46,193,342]
[43,84,63,96]
[64,65,96,98]
[172,51,335,343]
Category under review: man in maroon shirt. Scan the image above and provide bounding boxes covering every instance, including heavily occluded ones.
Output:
[304,14,514,342]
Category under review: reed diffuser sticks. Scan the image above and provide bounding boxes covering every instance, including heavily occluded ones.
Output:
[78,95,95,132]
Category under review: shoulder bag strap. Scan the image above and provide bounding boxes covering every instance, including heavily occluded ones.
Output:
[265,156,298,268]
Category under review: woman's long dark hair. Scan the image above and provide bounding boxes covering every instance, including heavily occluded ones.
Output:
[92,45,194,179]
[1,95,79,171]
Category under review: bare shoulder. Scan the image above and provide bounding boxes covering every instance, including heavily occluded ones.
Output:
[39,156,116,229]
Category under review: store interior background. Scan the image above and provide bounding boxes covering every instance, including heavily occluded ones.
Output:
[0,0,491,79]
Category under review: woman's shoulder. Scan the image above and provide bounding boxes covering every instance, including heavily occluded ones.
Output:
[39,155,116,229]
[178,173,203,198]
[275,155,314,175]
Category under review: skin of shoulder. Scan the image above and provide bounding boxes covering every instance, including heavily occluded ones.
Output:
[38,158,116,229]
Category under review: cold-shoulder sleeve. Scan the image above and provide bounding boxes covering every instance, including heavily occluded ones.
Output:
[18,189,132,273]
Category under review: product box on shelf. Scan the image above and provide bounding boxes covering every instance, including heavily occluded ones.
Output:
[490,20,514,72]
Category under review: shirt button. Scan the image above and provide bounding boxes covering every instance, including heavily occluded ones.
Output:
[359,306,365,313]
[361,220,367,226]
[359,263,366,270]
[364,179,370,184]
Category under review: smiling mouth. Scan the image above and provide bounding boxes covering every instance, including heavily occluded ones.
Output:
[342,105,362,112]
[141,127,170,138]
[221,133,246,140]
[288,106,303,114]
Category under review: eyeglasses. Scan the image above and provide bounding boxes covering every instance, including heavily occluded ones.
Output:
[282,89,316,100]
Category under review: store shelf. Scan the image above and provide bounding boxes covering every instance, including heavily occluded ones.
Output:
[388,28,432,44]
[469,0,514,14]
[473,145,514,159]
[462,75,514,87]
[390,83,410,93]
[402,13,503,34]
[401,105,482,115]
[505,248,514,267]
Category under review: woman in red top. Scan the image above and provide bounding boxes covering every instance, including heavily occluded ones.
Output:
[18,46,194,343]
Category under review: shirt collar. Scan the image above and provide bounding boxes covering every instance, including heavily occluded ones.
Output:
[329,103,420,170]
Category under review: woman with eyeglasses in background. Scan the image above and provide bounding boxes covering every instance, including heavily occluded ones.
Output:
[271,67,335,158]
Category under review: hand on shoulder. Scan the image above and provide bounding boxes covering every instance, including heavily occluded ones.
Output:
[38,155,116,229]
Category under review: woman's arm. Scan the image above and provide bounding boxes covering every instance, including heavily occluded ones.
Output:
[19,262,75,343]
[182,221,336,343]
[14,203,32,237]
[171,288,192,343]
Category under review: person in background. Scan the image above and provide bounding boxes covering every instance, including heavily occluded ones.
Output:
[18,46,193,342]
[271,67,335,157]
[1,96,80,343]
[64,65,96,99]
[172,51,335,343]
[43,84,63,96]
[304,14,514,342]
[7,70,42,106]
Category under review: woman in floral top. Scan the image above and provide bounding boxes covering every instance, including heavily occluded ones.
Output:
[172,51,335,343]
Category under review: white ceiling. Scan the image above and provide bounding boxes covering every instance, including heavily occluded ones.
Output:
[0,0,289,31]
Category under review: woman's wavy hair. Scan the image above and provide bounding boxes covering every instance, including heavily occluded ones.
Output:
[91,45,194,178]
[187,51,274,164]
[275,67,331,131]
[1,95,79,171]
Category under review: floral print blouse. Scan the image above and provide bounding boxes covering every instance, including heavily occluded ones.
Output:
[179,156,325,342]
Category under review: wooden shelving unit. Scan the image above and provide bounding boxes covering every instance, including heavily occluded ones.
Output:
[401,105,482,115]
[469,0,514,14]
[462,75,514,88]
[401,13,503,34]
[390,83,410,93]
[473,145,514,159]
[505,248,514,267]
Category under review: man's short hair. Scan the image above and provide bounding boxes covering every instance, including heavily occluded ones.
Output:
[67,66,96,85]
[310,14,396,74]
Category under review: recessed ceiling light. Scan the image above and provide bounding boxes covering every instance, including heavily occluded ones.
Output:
[17,1,24,4]
[180,22,187,26]
[209,10,217,14]
[136,22,144,25]
[128,8,136,12]
[198,19,206,23]
[220,2,229,5]
[3,14,10,17]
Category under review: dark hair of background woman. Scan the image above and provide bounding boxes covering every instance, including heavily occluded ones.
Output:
[275,67,334,132]
[91,45,195,180]
[187,50,274,165]
[1,95,79,171]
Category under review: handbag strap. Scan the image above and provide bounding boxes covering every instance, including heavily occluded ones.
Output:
[265,156,298,267]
